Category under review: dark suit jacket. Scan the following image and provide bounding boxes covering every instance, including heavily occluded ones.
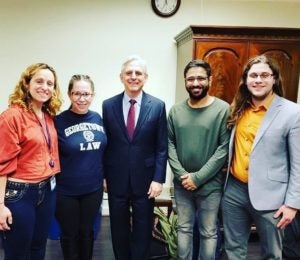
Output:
[102,91,168,196]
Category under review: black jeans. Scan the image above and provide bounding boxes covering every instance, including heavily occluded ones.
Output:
[55,189,103,260]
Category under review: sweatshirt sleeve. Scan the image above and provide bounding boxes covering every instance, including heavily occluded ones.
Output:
[167,108,186,181]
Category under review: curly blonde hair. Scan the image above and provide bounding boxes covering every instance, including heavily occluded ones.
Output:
[9,63,62,116]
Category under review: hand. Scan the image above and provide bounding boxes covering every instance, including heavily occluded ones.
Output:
[180,173,197,191]
[274,205,297,229]
[103,179,108,193]
[0,205,13,231]
[147,181,162,199]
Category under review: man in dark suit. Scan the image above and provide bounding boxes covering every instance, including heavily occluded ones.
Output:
[102,55,168,260]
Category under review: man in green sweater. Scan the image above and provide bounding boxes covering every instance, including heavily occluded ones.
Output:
[168,60,230,260]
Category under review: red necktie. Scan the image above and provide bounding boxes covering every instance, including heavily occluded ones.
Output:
[127,99,136,139]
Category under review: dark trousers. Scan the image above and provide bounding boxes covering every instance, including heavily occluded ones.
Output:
[108,193,154,260]
[55,189,102,260]
[2,178,55,260]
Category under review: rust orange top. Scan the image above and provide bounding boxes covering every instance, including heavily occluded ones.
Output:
[0,105,60,182]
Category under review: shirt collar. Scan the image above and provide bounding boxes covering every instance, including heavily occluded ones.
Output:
[123,92,143,105]
[248,93,275,111]
[263,93,275,109]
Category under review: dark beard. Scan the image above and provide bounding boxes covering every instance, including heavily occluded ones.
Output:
[187,86,209,100]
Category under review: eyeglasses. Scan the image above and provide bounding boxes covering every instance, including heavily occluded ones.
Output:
[71,92,94,99]
[248,72,273,80]
[185,76,208,83]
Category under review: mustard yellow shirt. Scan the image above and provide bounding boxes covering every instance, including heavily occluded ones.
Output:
[231,94,275,183]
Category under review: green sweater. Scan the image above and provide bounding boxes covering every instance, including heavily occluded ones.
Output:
[168,98,230,195]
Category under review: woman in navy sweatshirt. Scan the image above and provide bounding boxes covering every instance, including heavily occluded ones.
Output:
[54,75,107,260]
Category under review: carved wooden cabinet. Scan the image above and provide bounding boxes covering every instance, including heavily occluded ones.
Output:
[175,26,300,104]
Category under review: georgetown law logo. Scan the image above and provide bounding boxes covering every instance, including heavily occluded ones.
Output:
[80,130,101,151]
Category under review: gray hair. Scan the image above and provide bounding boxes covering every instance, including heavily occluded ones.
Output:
[120,55,148,75]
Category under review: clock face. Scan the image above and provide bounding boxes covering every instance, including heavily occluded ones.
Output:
[151,0,181,17]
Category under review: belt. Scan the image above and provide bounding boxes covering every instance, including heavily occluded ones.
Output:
[7,176,52,189]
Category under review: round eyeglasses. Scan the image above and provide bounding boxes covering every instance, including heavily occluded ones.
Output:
[248,72,273,80]
[71,92,94,99]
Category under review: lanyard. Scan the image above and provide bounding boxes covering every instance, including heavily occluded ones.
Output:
[32,111,54,168]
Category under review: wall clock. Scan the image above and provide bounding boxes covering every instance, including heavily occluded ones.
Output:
[151,0,181,18]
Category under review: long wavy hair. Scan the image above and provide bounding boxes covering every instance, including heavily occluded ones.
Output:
[8,63,62,116]
[227,55,283,128]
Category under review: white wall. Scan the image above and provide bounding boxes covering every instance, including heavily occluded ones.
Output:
[1,0,299,112]
[1,0,299,202]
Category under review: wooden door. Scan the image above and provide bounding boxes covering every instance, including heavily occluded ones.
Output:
[249,41,300,102]
[194,40,249,104]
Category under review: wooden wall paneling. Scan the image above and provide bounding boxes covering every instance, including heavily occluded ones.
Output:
[195,40,249,104]
[249,41,300,102]
[175,26,300,104]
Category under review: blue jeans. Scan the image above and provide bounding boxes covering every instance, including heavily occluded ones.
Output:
[174,183,221,260]
[1,178,56,260]
[193,218,223,260]
[221,176,283,260]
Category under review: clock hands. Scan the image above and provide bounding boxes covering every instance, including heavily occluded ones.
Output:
[152,0,180,17]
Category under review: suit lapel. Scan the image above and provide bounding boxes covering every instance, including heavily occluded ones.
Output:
[252,95,282,151]
[133,93,152,139]
[112,93,128,138]
[228,126,236,163]
[111,92,152,141]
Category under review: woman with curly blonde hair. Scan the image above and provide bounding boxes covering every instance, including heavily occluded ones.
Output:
[0,63,62,259]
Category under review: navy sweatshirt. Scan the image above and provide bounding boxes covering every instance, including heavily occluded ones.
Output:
[54,109,107,196]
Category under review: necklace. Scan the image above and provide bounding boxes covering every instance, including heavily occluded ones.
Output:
[32,110,55,168]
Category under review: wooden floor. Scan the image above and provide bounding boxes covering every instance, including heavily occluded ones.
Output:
[0,216,286,259]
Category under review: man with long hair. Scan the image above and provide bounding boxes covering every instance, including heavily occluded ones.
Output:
[222,55,300,259]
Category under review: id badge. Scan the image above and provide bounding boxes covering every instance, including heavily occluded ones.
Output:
[50,176,56,191]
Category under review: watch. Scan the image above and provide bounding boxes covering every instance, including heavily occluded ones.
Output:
[151,0,181,18]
